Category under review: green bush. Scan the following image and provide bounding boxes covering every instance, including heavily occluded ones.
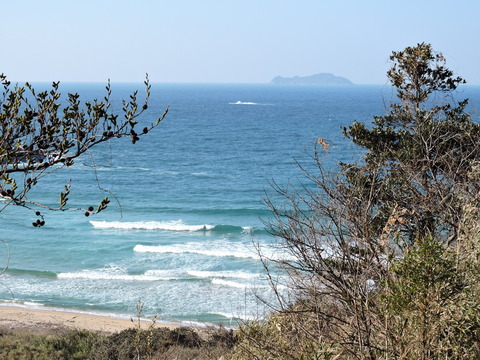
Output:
[232,312,338,360]
[380,236,480,358]
[0,326,235,360]
[0,329,105,360]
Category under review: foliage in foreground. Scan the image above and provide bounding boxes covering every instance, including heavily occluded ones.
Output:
[0,326,235,360]
[234,43,480,359]
[0,74,168,224]
[232,311,338,359]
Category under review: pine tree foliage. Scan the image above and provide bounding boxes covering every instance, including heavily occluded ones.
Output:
[344,42,480,248]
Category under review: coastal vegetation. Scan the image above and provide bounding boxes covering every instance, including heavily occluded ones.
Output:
[234,43,480,359]
[2,43,480,359]
[0,326,235,360]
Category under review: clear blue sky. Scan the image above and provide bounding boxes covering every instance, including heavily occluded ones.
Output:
[2,0,479,84]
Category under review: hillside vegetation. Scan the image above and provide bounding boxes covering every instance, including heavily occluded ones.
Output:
[234,43,480,359]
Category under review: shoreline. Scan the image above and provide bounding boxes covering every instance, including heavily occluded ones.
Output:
[0,305,183,334]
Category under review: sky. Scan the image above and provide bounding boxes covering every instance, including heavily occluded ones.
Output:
[1,0,479,85]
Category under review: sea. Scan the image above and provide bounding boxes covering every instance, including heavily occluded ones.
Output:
[1,83,479,327]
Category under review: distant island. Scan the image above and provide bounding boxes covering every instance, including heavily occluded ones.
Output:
[270,73,353,86]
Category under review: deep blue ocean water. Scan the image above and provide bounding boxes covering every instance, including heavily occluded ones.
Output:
[1,83,479,326]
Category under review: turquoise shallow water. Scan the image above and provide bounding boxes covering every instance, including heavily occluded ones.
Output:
[1,83,479,326]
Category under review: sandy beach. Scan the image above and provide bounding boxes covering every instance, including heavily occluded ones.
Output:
[0,306,180,334]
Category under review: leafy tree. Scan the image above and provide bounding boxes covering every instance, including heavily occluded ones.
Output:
[344,42,480,248]
[0,73,168,225]
[235,43,480,359]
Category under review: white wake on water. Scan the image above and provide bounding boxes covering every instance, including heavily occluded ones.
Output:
[229,101,257,105]
[229,101,274,106]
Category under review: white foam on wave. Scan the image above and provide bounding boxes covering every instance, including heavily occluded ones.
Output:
[187,270,260,280]
[90,220,214,232]
[143,270,196,281]
[58,268,177,282]
[133,243,258,259]
[212,278,249,289]
[0,300,45,309]
[134,242,294,262]
[211,278,273,290]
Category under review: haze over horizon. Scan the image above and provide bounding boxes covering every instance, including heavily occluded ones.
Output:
[2,0,479,85]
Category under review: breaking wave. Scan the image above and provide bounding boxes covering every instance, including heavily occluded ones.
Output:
[57,266,182,282]
[90,220,252,234]
[212,278,249,289]
[133,243,258,259]
[187,270,260,280]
